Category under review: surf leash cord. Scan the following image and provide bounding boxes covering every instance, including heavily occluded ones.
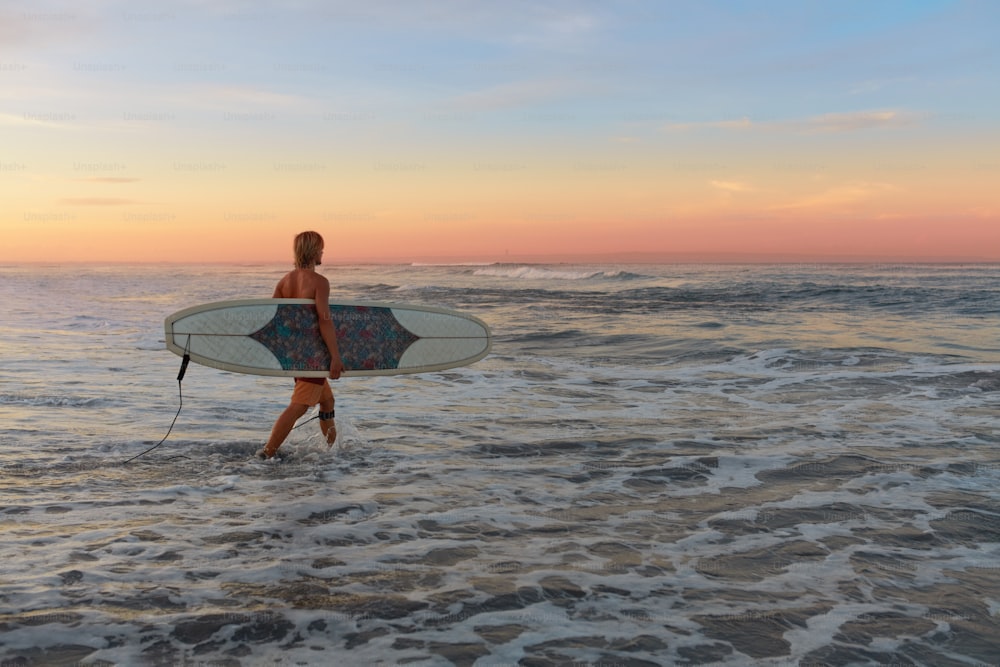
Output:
[122,336,190,465]
[123,336,327,463]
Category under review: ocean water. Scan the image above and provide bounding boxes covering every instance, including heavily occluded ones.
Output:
[1,262,998,667]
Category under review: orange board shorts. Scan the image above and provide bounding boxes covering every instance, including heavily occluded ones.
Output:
[291,378,333,407]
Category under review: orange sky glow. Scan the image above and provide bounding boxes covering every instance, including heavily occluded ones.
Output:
[2,2,998,263]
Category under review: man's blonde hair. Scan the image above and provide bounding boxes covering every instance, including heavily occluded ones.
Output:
[294,231,324,268]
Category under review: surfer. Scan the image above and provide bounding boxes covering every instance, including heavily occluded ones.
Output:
[258,231,345,459]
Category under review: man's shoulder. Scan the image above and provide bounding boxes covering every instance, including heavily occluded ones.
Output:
[302,271,330,300]
[304,269,330,288]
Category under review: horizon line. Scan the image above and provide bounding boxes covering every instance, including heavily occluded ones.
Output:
[2,251,999,266]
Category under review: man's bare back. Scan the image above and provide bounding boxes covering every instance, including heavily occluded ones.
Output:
[273,268,328,300]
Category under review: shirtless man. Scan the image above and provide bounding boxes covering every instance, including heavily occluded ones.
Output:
[257,231,345,459]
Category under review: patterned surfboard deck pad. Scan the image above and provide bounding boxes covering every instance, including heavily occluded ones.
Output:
[249,304,419,372]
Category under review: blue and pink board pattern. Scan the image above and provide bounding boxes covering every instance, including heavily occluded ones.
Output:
[164,299,492,377]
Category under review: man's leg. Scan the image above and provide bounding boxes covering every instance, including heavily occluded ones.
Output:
[319,394,336,446]
[262,402,309,458]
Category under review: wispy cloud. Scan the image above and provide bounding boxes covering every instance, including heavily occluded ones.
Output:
[0,8,95,52]
[848,76,917,95]
[448,78,590,112]
[547,12,599,36]
[77,177,139,183]
[156,84,314,114]
[205,85,308,108]
[0,112,75,129]
[804,110,918,133]
[770,181,899,211]
[710,180,755,193]
[666,110,919,134]
[59,198,138,206]
[511,10,601,47]
[666,117,753,131]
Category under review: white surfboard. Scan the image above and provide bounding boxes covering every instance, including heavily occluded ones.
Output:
[164,299,492,377]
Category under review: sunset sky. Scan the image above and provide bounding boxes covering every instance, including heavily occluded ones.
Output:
[1,0,998,263]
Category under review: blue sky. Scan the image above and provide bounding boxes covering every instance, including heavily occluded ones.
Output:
[6,0,992,124]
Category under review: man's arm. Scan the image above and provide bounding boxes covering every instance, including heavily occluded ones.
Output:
[314,278,345,379]
[272,275,287,298]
